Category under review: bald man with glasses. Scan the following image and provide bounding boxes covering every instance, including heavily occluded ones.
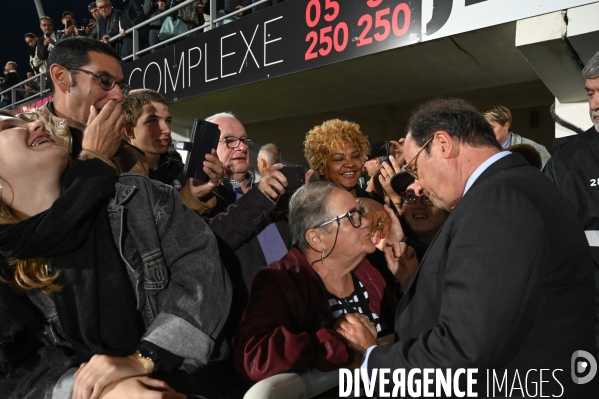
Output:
[201,112,291,342]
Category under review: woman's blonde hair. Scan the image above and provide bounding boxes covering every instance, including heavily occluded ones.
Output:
[0,201,61,293]
[483,105,512,127]
[304,119,369,179]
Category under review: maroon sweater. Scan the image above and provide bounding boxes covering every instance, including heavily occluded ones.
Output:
[233,247,398,382]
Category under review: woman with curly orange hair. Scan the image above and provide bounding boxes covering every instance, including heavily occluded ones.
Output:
[304,119,384,203]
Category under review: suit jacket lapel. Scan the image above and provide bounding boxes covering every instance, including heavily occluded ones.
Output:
[397,153,529,314]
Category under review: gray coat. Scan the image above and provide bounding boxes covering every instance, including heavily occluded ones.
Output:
[26,174,231,399]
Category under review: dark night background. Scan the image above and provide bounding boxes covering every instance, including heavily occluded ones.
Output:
[1,1,106,76]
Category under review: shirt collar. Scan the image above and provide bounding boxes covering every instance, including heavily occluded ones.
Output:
[500,132,512,149]
[223,173,254,195]
[463,151,511,197]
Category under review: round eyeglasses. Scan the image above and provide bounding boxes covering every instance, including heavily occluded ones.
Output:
[401,191,434,206]
[313,208,364,229]
[218,136,255,149]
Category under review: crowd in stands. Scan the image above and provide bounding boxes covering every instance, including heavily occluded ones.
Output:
[0,0,286,110]
[0,8,598,398]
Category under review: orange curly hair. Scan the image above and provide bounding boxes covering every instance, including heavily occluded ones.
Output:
[304,119,369,179]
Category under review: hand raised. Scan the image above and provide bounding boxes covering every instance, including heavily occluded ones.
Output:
[384,240,418,291]
[257,164,287,201]
[188,149,225,199]
[82,101,125,158]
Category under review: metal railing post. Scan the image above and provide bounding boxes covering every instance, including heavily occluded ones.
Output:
[11,88,16,106]
[133,28,139,61]
[39,73,45,94]
[210,0,216,30]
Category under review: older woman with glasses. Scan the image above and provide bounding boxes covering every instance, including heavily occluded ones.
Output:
[233,182,417,383]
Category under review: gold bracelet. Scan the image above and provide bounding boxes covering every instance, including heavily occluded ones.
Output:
[134,350,154,375]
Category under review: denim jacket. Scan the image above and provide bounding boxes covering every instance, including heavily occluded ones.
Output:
[26,174,232,399]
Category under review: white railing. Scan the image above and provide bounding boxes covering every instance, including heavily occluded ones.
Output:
[111,0,271,61]
[1,0,272,110]
[0,72,49,110]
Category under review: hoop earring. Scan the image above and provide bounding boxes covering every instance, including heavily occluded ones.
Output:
[0,178,14,219]
[0,177,15,207]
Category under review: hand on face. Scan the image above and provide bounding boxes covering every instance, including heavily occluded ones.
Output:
[257,163,288,201]
[375,203,405,252]
[82,101,125,159]
[360,197,390,246]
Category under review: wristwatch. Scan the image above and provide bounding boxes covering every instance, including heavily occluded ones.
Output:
[136,347,158,375]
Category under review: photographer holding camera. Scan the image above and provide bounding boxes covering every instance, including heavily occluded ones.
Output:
[57,12,82,40]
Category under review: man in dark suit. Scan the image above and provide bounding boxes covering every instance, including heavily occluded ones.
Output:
[336,98,598,397]
[119,0,149,59]
[94,0,122,46]
[544,51,599,353]
[0,62,21,108]
[37,17,57,62]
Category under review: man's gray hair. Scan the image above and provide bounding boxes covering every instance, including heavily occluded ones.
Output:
[206,111,238,123]
[582,51,599,80]
[289,182,337,251]
[6,62,17,69]
[96,0,112,5]
[259,143,281,164]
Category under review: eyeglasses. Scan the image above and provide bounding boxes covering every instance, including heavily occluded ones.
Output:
[401,191,434,206]
[313,208,363,229]
[97,5,112,10]
[219,136,255,149]
[403,135,434,180]
[63,65,131,96]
